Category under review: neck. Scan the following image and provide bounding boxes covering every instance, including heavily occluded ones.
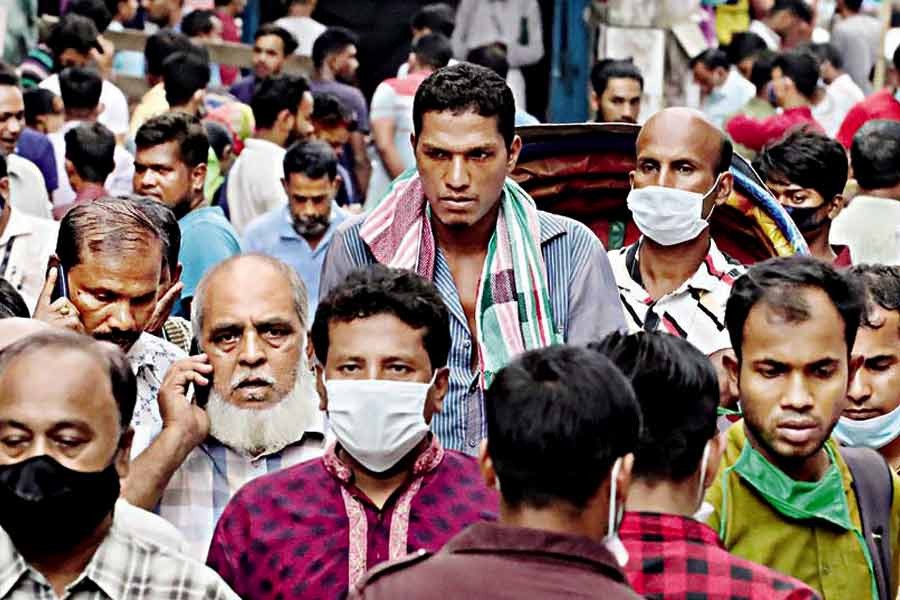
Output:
[342,438,428,510]
[75,180,106,195]
[639,232,711,300]
[431,201,500,256]
[168,9,182,27]
[859,186,900,200]
[625,477,702,517]
[256,127,287,147]
[780,95,810,110]
[23,516,111,598]
[302,229,326,250]
[882,435,900,472]
[500,502,603,542]
[170,102,198,117]
[64,111,94,123]
[315,65,335,82]
[804,225,836,262]
[291,5,313,16]
[744,422,830,481]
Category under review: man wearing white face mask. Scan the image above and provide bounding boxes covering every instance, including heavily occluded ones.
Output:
[592,331,819,599]
[611,107,744,403]
[207,265,499,600]
[123,254,328,559]
[351,344,643,599]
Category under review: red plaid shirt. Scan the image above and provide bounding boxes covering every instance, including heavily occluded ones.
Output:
[620,512,821,600]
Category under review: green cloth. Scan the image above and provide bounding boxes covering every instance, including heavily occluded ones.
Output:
[707,422,900,600]
[204,146,223,203]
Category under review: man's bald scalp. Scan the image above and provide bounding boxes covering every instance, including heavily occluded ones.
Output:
[639,107,733,176]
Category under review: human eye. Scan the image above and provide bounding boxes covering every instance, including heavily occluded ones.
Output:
[425,148,450,160]
[336,363,360,374]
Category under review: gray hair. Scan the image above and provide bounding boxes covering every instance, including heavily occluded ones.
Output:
[191,254,309,347]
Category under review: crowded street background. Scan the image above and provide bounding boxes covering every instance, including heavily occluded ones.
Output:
[1,0,900,598]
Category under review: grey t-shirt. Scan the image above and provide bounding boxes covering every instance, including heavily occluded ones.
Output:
[831,14,881,94]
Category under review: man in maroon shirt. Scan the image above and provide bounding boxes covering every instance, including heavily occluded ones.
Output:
[206,265,498,599]
[592,331,820,599]
[836,45,900,149]
[727,48,823,152]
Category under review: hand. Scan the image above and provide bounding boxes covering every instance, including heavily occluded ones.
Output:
[158,355,212,450]
[32,268,85,333]
[144,281,185,334]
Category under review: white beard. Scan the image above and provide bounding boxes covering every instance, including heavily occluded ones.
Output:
[206,354,322,456]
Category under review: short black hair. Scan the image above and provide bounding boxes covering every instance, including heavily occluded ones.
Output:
[0,279,30,319]
[726,31,768,66]
[65,122,115,183]
[726,256,865,362]
[850,265,900,328]
[773,0,814,23]
[203,120,233,160]
[894,43,900,72]
[590,58,644,96]
[59,67,102,112]
[47,14,100,58]
[283,139,338,180]
[411,3,455,37]
[774,48,819,98]
[466,44,509,79]
[811,42,844,71]
[0,62,20,87]
[0,331,137,429]
[749,49,777,91]
[311,92,357,130]
[135,112,209,169]
[842,0,863,12]
[144,29,193,78]
[130,195,180,277]
[413,62,515,149]
[0,154,6,179]
[312,265,451,371]
[312,27,358,70]
[67,0,113,32]
[486,344,640,509]
[690,48,730,71]
[162,48,211,106]
[851,120,900,191]
[412,33,452,70]
[251,74,310,129]
[254,23,298,56]
[590,331,718,482]
[715,138,734,177]
[181,9,217,38]
[23,89,58,127]
[754,128,848,203]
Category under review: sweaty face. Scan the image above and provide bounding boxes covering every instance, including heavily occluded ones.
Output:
[737,288,851,465]
[133,141,193,215]
[285,172,335,240]
[332,45,359,84]
[845,307,900,420]
[0,348,125,474]
[292,92,315,143]
[252,34,286,79]
[598,77,642,124]
[415,110,520,231]
[68,244,163,352]
[200,261,304,410]
[0,86,25,155]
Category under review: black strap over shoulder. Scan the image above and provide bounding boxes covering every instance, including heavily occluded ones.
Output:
[840,446,894,600]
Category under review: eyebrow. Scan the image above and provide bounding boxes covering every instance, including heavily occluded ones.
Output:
[420,142,498,154]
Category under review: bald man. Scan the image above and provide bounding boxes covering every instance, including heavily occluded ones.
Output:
[610,108,744,403]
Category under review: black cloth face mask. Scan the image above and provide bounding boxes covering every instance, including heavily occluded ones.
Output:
[0,454,121,554]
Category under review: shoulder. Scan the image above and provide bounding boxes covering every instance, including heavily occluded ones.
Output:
[102,79,128,103]
[351,549,434,597]
[131,333,187,367]
[17,210,58,238]
[228,456,328,511]
[243,208,283,239]
[538,211,598,247]
[721,549,819,598]
[7,154,42,178]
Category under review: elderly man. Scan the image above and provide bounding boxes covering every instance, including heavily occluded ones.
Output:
[124,254,327,558]
[0,330,238,599]
[33,196,186,456]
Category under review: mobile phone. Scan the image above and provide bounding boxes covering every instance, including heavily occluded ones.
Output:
[50,263,68,302]
[188,337,210,409]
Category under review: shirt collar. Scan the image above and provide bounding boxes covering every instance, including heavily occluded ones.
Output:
[126,333,164,375]
[444,522,628,582]
[619,511,722,548]
[277,202,347,246]
[625,237,735,296]
[322,433,445,485]
[0,527,28,599]
[0,207,35,246]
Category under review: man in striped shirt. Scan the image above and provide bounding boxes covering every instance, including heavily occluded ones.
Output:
[320,63,625,454]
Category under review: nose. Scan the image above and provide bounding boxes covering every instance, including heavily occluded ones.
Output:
[446,155,469,191]
[847,370,871,405]
[238,330,266,367]
[7,116,21,135]
[782,372,815,412]
[134,169,157,192]
[300,201,317,217]
[107,301,137,334]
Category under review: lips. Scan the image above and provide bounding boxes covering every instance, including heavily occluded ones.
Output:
[439,197,477,210]
[776,420,819,444]
[843,409,881,421]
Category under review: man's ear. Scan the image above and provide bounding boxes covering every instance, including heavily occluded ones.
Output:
[427,366,450,416]
[590,89,599,113]
[191,162,207,195]
[828,194,844,219]
[278,109,295,132]
[506,134,523,173]
[115,426,134,481]
[64,158,78,183]
[171,263,184,288]
[615,453,634,512]
[714,172,733,206]
[723,350,740,394]
[478,440,498,491]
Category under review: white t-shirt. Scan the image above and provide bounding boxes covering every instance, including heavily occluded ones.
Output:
[275,16,326,57]
[812,74,865,138]
[39,74,130,137]
[0,207,59,313]
[226,138,287,234]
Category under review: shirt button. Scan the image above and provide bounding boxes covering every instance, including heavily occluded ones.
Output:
[463,340,471,349]
[468,439,478,448]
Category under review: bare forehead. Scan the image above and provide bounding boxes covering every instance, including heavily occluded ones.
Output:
[637,111,722,163]
[204,259,297,319]
[418,110,505,149]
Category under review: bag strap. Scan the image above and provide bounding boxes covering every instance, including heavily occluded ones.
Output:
[840,446,894,600]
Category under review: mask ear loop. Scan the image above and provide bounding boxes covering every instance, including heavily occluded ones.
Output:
[702,172,725,221]
[608,457,622,537]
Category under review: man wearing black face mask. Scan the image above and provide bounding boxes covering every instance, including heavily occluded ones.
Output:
[754,129,851,266]
[0,330,238,599]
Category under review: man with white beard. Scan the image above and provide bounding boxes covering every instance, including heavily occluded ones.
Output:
[123,254,327,558]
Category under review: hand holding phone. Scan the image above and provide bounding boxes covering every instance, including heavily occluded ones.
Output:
[33,259,83,333]
[158,355,212,448]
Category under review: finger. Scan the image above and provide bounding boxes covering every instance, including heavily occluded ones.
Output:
[37,267,57,308]
[49,297,81,318]
[146,282,185,332]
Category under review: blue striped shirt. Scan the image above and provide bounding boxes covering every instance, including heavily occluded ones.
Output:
[319,211,626,454]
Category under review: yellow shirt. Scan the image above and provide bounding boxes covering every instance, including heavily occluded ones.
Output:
[130,83,169,139]
[715,0,750,46]
[706,422,900,600]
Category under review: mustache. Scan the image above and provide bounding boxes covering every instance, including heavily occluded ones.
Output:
[93,330,140,347]
[230,371,277,390]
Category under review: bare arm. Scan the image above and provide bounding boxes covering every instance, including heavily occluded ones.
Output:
[350,131,371,201]
[371,117,406,179]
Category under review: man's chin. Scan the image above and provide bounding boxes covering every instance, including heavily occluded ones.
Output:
[93,333,141,353]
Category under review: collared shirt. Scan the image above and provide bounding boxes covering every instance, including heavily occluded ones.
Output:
[158,419,329,559]
[610,238,744,356]
[831,195,900,266]
[836,89,900,149]
[7,154,50,220]
[0,518,239,600]
[243,203,347,317]
[351,521,640,600]
[128,332,187,458]
[226,138,287,234]
[319,212,626,453]
[621,511,820,599]
[726,106,824,153]
[706,422,900,600]
[206,436,499,599]
[701,69,756,129]
[0,206,57,313]
[39,75,130,138]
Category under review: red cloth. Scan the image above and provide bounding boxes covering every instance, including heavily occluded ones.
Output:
[216,10,240,85]
[53,183,107,220]
[725,106,823,152]
[620,512,820,599]
[833,244,852,268]
[836,89,900,149]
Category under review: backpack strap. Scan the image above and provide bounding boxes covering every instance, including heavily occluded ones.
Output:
[840,446,894,600]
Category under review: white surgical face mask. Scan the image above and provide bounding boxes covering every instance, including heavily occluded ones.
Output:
[604,457,630,568]
[325,374,433,473]
[627,174,723,246]
[833,403,900,450]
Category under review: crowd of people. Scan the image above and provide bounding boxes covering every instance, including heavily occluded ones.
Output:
[0,0,898,598]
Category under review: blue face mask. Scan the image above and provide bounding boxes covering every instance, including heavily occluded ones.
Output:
[833,404,900,449]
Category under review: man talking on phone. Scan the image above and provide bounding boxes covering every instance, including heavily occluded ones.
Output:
[123,254,327,559]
